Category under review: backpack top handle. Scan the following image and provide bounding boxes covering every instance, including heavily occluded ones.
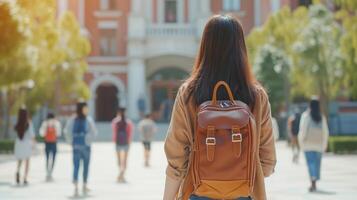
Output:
[212,81,235,105]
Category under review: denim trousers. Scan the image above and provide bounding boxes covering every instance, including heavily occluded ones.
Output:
[304,151,322,181]
[190,195,251,200]
[73,145,91,183]
[45,142,57,174]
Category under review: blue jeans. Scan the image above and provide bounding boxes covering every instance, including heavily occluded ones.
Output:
[304,151,322,181]
[73,146,91,183]
[190,195,251,200]
[45,142,57,175]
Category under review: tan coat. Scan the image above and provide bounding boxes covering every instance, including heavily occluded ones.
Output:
[164,83,276,200]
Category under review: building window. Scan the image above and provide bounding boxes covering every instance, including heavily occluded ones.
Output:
[99,29,117,56]
[165,0,177,23]
[100,0,116,10]
[223,0,241,11]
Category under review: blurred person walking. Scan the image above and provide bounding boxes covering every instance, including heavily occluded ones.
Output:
[138,113,157,167]
[288,108,302,164]
[14,108,35,185]
[112,107,134,183]
[298,99,329,192]
[272,117,280,141]
[163,15,276,200]
[39,112,62,181]
[65,102,97,196]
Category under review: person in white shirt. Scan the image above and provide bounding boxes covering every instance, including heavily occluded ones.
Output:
[138,114,158,167]
[39,113,62,181]
[298,99,329,192]
[14,108,35,185]
[271,117,279,141]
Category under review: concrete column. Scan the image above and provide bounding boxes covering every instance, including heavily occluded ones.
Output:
[132,0,143,15]
[178,0,184,23]
[145,0,152,22]
[200,0,211,16]
[254,0,262,26]
[128,59,146,120]
[158,0,164,23]
[57,0,68,16]
[79,0,85,26]
[271,0,280,12]
[196,0,211,38]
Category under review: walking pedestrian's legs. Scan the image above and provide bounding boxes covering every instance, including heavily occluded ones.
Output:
[16,160,22,184]
[73,148,81,196]
[23,159,30,184]
[82,147,91,194]
[305,151,321,192]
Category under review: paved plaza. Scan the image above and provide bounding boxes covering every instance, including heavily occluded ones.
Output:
[0,141,356,200]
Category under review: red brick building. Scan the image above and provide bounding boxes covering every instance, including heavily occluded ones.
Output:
[58,0,311,121]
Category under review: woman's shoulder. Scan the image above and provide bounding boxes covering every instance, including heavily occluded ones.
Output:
[251,83,269,103]
[177,82,191,97]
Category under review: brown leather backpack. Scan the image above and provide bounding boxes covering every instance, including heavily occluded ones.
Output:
[187,81,258,199]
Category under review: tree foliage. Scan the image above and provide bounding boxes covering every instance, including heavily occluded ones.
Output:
[293,4,343,113]
[0,0,90,134]
[247,3,353,115]
[0,1,32,87]
[1,0,91,113]
[255,44,291,115]
[247,6,308,115]
[335,0,357,99]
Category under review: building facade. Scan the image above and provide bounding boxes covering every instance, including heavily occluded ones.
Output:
[58,0,307,122]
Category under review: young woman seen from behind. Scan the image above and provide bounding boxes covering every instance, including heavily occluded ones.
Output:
[163,15,277,200]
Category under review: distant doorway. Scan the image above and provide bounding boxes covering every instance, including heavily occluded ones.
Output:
[149,68,189,122]
[95,83,118,121]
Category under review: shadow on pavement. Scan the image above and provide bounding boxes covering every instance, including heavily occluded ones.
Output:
[313,190,337,195]
[67,194,94,199]
[0,181,12,187]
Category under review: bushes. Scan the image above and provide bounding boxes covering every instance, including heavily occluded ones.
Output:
[329,136,357,154]
[0,139,14,153]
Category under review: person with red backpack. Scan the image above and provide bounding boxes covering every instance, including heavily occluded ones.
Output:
[163,15,276,200]
[39,113,62,181]
[111,107,134,183]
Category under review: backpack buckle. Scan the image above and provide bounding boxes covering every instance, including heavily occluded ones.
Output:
[232,133,242,142]
[206,137,216,145]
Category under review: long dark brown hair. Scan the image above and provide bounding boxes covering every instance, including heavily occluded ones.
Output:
[76,102,87,119]
[15,108,29,140]
[186,15,256,107]
[310,99,322,123]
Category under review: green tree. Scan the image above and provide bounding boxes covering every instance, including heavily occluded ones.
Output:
[0,0,90,138]
[25,11,91,113]
[247,6,308,115]
[255,44,291,116]
[247,6,308,65]
[335,0,357,99]
[14,0,90,113]
[293,4,343,114]
[0,1,32,87]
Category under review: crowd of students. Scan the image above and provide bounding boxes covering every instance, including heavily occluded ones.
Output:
[12,102,158,197]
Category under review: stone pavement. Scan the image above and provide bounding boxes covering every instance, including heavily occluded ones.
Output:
[0,141,356,200]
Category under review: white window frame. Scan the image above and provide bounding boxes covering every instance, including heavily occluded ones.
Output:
[98,27,118,57]
[223,0,241,11]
